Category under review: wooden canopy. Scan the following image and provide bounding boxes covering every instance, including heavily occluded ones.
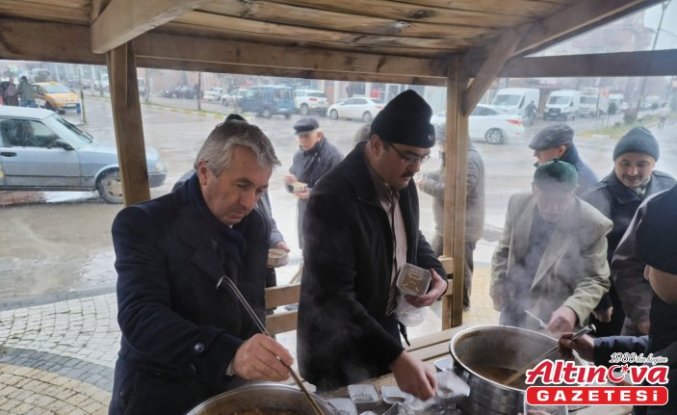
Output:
[1,0,673,327]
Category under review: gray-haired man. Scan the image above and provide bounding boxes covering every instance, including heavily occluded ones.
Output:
[109,119,293,415]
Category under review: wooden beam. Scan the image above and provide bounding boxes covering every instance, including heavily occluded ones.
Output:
[91,0,211,53]
[500,49,677,78]
[133,31,449,80]
[136,56,448,86]
[0,18,104,65]
[107,42,150,205]
[442,56,469,329]
[514,0,664,56]
[175,11,480,50]
[463,26,528,116]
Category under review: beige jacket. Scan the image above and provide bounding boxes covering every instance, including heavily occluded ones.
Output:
[491,193,612,329]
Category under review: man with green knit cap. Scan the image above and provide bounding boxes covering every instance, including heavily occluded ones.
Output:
[491,159,612,335]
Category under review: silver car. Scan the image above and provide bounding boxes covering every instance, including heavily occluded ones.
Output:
[0,106,166,203]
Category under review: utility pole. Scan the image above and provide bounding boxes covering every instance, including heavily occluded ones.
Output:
[636,0,671,110]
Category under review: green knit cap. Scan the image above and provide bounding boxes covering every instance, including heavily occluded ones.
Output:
[533,158,578,192]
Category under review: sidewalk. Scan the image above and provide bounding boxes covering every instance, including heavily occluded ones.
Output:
[0,265,498,414]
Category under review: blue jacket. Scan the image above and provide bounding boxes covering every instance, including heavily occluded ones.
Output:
[297,143,445,391]
[560,144,598,196]
[109,175,270,415]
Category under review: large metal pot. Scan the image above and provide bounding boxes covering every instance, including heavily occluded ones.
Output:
[449,325,561,415]
[186,382,338,415]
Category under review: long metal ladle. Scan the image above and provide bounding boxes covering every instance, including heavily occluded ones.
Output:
[502,324,596,387]
[216,276,325,415]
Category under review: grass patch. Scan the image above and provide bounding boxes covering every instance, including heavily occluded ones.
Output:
[578,115,659,140]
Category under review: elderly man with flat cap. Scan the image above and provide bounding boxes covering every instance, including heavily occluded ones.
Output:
[297,90,448,399]
[560,184,677,415]
[285,117,342,249]
[529,123,598,195]
[582,126,676,337]
[491,159,612,335]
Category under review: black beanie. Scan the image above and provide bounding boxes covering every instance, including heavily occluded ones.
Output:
[637,186,677,274]
[533,158,578,192]
[370,90,435,148]
[613,126,659,160]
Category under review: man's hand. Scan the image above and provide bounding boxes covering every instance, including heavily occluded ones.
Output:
[405,269,447,307]
[559,332,595,362]
[546,306,577,335]
[284,174,297,186]
[637,320,650,335]
[232,334,292,382]
[592,306,613,323]
[274,241,290,252]
[294,188,310,200]
[389,351,437,401]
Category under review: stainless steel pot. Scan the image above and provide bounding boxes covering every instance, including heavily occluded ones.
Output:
[186,382,338,415]
[449,325,560,415]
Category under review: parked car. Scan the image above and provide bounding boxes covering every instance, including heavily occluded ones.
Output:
[94,74,109,92]
[327,96,384,122]
[430,104,524,144]
[220,89,247,106]
[238,85,295,118]
[0,106,166,203]
[161,85,196,99]
[33,82,80,114]
[203,87,223,102]
[294,89,329,115]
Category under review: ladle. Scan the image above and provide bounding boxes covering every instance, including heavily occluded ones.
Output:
[216,276,325,415]
[502,324,596,387]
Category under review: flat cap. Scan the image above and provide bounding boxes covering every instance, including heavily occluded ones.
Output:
[528,123,574,150]
[370,90,435,148]
[293,117,320,134]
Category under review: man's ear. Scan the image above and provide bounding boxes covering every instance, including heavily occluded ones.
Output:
[556,145,568,157]
[196,161,210,185]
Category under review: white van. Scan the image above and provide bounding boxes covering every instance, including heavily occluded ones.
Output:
[491,88,540,116]
[544,90,581,121]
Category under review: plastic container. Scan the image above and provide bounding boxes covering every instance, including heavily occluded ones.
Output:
[348,384,380,412]
[327,397,358,415]
[267,248,288,267]
[381,385,414,406]
[396,263,431,296]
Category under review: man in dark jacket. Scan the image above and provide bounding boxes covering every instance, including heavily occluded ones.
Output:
[529,123,598,195]
[297,90,448,400]
[417,126,485,309]
[582,126,676,337]
[109,119,293,415]
[285,117,342,248]
[560,185,677,415]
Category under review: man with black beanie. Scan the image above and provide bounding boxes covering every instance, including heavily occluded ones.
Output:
[297,90,447,399]
[491,159,612,334]
[582,126,675,336]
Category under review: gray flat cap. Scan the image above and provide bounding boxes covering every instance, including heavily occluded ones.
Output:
[528,123,574,150]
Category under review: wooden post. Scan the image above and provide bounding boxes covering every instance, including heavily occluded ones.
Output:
[441,56,469,329]
[106,42,151,205]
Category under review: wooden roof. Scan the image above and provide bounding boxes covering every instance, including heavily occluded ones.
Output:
[1,0,672,86]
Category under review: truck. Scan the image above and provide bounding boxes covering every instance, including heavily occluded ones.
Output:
[544,89,581,121]
[578,87,609,118]
[491,88,540,117]
[608,93,626,114]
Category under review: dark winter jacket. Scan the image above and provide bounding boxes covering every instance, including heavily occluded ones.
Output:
[560,144,598,196]
[582,171,676,322]
[297,143,445,391]
[109,174,270,415]
[287,136,342,247]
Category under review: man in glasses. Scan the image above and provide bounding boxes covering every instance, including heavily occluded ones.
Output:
[297,90,447,399]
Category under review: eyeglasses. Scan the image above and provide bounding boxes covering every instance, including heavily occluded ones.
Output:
[386,142,431,165]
